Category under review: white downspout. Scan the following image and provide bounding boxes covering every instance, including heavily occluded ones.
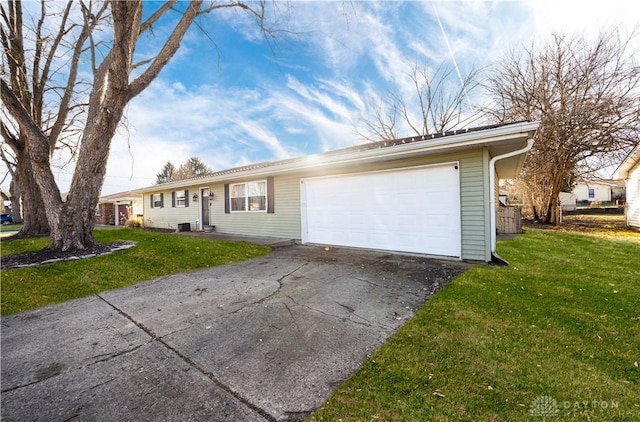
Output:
[489,137,534,259]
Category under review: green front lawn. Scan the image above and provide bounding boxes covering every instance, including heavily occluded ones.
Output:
[0,223,23,233]
[0,228,271,315]
[310,230,640,421]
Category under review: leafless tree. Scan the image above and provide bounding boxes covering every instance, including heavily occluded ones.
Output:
[0,0,91,236]
[1,0,270,251]
[359,61,481,141]
[484,29,640,223]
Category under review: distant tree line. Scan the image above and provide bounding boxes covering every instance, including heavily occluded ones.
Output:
[155,157,212,184]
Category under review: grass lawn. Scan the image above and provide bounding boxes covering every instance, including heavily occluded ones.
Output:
[0,223,23,233]
[0,228,271,315]
[309,228,640,421]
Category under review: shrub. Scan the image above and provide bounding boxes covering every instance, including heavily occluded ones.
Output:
[124,216,144,228]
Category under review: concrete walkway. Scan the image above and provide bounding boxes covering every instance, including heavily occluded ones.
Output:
[1,245,468,421]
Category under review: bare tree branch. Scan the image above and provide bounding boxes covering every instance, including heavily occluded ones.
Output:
[359,60,481,141]
[127,0,203,99]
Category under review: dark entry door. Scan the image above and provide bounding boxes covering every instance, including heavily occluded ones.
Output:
[201,188,210,227]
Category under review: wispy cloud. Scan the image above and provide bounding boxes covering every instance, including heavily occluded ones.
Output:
[10,1,636,197]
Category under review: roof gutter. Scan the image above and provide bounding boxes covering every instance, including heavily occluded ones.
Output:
[488,137,534,266]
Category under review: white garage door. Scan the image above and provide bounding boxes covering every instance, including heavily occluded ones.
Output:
[301,163,461,257]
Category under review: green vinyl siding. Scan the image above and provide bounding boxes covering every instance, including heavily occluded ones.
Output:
[210,175,301,239]
[144,188,200,230]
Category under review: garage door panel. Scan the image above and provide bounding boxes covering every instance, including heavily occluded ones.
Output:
[302,164,461,257]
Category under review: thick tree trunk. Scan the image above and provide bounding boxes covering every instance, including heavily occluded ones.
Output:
[543,203,553,224]
[46,126,114,251]
[50,202,96,250]
[13,148,50,236]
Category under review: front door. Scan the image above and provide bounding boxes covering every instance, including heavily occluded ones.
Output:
[201,188,210,227]
[118,204,129,225]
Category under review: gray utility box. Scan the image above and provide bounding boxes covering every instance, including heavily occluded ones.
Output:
[177,223,191,232]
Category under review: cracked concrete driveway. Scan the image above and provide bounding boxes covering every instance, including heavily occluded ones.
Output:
[1,244,469,421]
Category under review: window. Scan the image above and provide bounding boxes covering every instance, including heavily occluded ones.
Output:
[587,188,595,199]
[95,205,102,216]
[174,190,186,207]
[230,181,266,212]
[152,194,163,208]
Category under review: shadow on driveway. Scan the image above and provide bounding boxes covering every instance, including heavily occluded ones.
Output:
[1,245,469,421]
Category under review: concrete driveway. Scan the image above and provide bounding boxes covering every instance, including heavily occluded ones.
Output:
[1,245,468,421]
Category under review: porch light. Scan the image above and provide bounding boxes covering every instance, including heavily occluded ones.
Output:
[192,193,199,202]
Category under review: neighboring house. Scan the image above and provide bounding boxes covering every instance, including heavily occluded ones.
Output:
[97,192,143,226]
[572,179,625,203]
[127,121,539,263]
[613,144,640,228]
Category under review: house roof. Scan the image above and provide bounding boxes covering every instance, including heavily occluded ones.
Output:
[613,143,640,179]
[574,179,626,188]
[98,191,142,203]
[128,121,540,194]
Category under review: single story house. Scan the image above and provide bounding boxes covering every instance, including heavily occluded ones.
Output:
[613,144,640,228]
[572,179,625,203]
[97,192,143,226]
[129,121,539,263]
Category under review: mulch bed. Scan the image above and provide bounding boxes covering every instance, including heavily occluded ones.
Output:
[1,241,136,269]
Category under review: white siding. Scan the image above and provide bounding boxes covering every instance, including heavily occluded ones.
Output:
[627,164,640,228]
[572,183,612,202]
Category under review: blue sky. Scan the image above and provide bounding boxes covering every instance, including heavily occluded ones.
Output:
[11,1,639,196]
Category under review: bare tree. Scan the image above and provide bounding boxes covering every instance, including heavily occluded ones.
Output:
[485,29,640,223]
[0,0,90,236]
[1,0,270,251]
[359,61,481,141]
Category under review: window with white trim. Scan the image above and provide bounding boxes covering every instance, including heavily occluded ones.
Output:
[230,181,266,212]
[153,194,162,208]
[174,190,186,207]
[587,188,595,200]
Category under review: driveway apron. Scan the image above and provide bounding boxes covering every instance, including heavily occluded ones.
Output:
[1,245,469,421]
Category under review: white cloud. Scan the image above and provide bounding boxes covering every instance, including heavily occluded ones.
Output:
[6,1,639,199]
